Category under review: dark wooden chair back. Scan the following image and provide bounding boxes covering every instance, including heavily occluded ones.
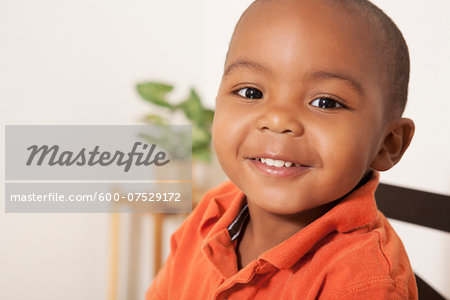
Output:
[376,183,449,300]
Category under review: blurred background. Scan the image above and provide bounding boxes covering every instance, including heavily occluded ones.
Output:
[0,0,449,299]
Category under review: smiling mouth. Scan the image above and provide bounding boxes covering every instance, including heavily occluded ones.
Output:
[248,157,311,178]
[251,157,306,168]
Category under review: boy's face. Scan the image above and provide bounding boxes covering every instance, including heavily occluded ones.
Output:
[213,0,391,215]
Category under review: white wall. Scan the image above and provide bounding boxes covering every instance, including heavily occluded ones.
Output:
[1,0,449,299]
[0,0,206,299]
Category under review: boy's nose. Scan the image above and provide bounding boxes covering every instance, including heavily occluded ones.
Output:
[255,105,304,136]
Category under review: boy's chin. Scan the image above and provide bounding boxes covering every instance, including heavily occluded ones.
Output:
[246,191,338,217]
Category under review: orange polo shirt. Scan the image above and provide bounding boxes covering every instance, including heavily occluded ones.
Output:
[146,172,418,299]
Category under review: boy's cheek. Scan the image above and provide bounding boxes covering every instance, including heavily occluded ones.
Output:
[214,102,251,136]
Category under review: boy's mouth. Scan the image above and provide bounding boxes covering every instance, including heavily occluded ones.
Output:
[247,156,312,178]
[252,157,302,168]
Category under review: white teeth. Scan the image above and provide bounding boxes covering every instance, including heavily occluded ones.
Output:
[265,158,274,166]
[257,158,297,168]
[273,160,284,168]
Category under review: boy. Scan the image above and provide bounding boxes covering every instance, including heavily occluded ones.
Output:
[147,0,418,298]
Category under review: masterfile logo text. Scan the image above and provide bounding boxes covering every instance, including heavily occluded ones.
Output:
[5,125,192,213]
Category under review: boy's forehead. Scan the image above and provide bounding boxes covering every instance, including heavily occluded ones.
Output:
[230,1,381,72]
[230,0,382,55]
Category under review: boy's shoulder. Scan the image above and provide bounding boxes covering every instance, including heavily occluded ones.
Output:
[200,180,241,206]
[308,211,417,299]
[194,180,242,222]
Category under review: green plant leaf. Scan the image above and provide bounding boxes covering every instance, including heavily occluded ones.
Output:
[178,89,205,126]
[204,109,215,126]
[192,124,211,148]
[136,81,214,163]
[137,82,175,109]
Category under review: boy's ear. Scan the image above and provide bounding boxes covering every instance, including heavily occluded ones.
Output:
[371,118,415,171]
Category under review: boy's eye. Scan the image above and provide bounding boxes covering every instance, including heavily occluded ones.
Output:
[310,97,344,109]
[235,87,263,99]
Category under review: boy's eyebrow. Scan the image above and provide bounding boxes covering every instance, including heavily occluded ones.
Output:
[308,71,363,95]
[224,59,363,95]
[223,59,271,77]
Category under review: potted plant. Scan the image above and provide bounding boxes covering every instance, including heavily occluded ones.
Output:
[136,82,214,162]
